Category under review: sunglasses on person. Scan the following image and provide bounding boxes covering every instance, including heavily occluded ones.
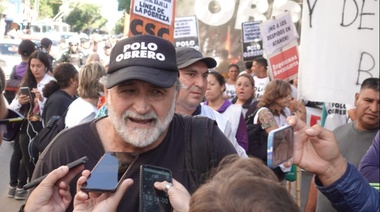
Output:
[70,44,78,47]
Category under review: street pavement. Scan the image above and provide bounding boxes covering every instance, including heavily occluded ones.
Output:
[0,139,313,211]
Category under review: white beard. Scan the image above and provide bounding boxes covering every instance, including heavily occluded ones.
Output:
[108,95,176,148]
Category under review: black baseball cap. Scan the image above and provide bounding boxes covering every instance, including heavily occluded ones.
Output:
[106,35,179,89]
[176,47,217,69]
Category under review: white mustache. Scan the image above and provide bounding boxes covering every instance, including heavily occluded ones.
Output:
[122,110,157,120]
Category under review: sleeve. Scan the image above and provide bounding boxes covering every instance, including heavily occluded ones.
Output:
[235,113,248,151]
[8,95,22,111]
[223,120,248,158]
[316,162,379,212]
[359,132,379,183]
[44,98,67,125]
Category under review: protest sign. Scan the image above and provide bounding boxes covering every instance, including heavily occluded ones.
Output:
[299,0,378,104]
[174,16,200,50]
[241,21,263,61]
[260,11,298,55]
[268,44,299,81]
[129,0,176,42]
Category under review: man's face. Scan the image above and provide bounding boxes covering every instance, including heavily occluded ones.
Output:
[70,42,78,51]
[251,61,262,76]
[355,88,379,130]
[107,80,177,147]
[104,46,111,56]
[177,61,209,111]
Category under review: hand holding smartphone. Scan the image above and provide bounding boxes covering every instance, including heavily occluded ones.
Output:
[19,87,32,98]
[140,164,173,212]
[80,152,139,193]
[24,156,88,190]
[267,125,294,168]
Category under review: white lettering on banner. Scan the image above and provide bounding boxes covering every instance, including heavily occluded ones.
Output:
[116,42,165,62]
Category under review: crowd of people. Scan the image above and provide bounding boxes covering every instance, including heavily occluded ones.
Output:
[0,34,378,211]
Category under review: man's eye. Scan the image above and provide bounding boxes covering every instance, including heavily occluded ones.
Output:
[187,73,195,77]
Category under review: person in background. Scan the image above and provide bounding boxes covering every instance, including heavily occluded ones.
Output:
[309,77,379,212]
[5,40,35,200]
[100,40,112,68]
[359,131,379,183]
[204,71,248,151]
[223,64,239,101]
[40,37,54,74]
[251,57,270,99]
[85,52,100,64]
[42,63,78,126]
[238,60,254,78]
[58,36,84,69]
[4,39,36,103]
[175,47,247,157]
[8,51,53,200]
[231,73,256,117]
[64,61,105,128]
[248,79,306,180]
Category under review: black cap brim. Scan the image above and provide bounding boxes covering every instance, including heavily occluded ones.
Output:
[178,57,217,69]
[106,66,178,89]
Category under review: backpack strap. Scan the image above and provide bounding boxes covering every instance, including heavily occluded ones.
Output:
[184,115,215,193]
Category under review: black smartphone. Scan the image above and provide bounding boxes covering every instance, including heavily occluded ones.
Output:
[23,156,89,190]
[267,125,294,168]
[19,86,32,98]
[139,164,173,212]
[81,152,139,192]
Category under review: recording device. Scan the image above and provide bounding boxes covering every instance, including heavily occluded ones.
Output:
[19,86,32,98]
[80,152,139,192]
[139,164,173,212]
[267,125,294,168]
[23,156,89,190]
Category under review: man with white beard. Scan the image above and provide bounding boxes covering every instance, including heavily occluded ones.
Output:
[31,35,237,212]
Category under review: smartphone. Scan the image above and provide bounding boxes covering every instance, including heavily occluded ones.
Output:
[23,156,89,190]
[139,164,173,212]
[81,152,139,192]
[19,86,32,98]
[267,125,294,168]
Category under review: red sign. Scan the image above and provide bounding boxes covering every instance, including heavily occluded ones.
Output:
[268,45,299,81]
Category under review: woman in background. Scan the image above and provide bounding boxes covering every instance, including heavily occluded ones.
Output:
[65,61,105,128]
[42,63,78,125]
[231,73,256,117]
[8,51,52,198]
[204,71,248,151]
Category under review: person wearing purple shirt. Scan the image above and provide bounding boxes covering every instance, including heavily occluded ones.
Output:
[204,71,249,151]
[359,131,380,183]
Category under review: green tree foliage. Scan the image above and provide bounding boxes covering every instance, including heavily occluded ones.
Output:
[117,0,131,13]
[30,0,61,19]
[113,17,124,34]
[65,3,107,32]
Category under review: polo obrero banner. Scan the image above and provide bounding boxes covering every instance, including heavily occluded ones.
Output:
[128,0,176,43]
[106,35,179,89]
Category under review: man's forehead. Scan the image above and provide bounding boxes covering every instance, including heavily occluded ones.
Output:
[179,61,208,73]
[115,79,168,88]
[359,88,380,99]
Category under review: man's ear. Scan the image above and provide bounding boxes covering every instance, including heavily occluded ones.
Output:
[354,92,359,106]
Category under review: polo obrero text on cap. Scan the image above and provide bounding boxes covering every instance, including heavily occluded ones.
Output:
[116,42,166,62]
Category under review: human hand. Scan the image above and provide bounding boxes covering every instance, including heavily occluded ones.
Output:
[24,165,84,212]
[31,88,43,101]
[286,116,347,186]
[18,94,31,104]
[154,179,191,212]
[73,170,133,212]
